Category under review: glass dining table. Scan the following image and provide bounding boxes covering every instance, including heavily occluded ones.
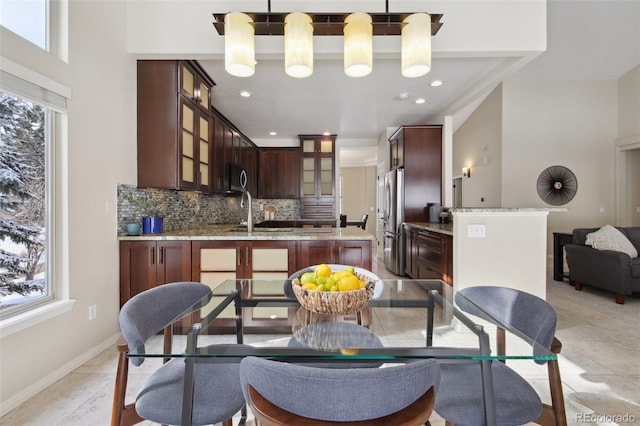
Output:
[128,279,556,426]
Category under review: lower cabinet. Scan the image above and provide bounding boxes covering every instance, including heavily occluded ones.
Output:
[120,237,373,332]
[404,226,452,285]
[297,240,372,270]
[119,241,192,307]
[191,240,297,332]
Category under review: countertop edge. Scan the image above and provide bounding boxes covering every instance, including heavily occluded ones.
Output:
[403,222,453,236]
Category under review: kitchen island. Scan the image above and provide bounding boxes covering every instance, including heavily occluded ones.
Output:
[403,222,453,284]
[119,226,374,321]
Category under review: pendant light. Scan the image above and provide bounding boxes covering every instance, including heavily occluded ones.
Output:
[402,13,432,78]
[285,12,314,78]
[225,12,255,77]
[344,12,372,78]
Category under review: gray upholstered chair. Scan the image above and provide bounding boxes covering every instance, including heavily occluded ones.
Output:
[111,281,246,426]
[434,286,567,426]
[239,356,440,425]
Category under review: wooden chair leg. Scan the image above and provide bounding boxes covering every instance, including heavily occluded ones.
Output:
[615,294,625,304]
[574,281,582,291]
[221,418,233,426]
[111,338,143,426]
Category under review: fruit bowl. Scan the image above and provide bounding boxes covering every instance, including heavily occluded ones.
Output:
[290,265,380,314]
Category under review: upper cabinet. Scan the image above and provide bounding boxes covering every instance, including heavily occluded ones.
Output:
[258,148,300,199]
[210,110,258,195]
[389,125,443,221]
[299,135,336,219]
[137,60,215,192]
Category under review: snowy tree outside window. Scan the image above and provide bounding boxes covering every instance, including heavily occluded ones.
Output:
[0,91,48,310]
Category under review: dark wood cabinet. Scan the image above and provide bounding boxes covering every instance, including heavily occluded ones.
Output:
[137,60,214,192]
[297,240,372,270]
[404,226,452,285]
[258,148,300,199]
[210,110,258,195]
[389,125,442,222]
[119,240,192,307]
[299,135,336,219]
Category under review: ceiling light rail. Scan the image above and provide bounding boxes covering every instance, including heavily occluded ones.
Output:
[212,12,443,37]
[214,1,442,78]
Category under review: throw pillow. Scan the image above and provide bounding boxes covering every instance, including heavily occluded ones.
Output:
[585,225,638,258]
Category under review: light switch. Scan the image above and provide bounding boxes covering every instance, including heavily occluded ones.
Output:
[468,224,486,238]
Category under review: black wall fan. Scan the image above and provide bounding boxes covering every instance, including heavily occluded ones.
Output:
[536,165,578,205]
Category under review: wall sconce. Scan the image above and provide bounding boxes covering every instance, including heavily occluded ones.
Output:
[463,167,471,178]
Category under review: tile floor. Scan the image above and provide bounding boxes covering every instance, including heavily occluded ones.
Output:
[2,259,639,426]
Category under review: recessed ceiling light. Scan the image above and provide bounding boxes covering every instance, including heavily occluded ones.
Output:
[269,131,277,136]
[430,80,443,87]
[239,91,252,97]
[398,92,409,100]
[415,98,426,104]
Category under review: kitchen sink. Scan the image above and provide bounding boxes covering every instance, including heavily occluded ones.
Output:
[225,227,294,233]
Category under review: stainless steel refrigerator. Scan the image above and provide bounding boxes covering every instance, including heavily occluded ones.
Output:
[383,168,405,275]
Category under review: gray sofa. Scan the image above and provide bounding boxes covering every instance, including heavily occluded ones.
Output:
[565,227,640,304]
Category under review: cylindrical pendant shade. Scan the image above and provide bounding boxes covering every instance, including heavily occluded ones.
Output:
[344,12,372,77]
[225,12,255,77]
[285,12,314,78]
[401,13,431,78]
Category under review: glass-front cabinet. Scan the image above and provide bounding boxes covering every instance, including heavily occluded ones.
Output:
[299,135,336,219]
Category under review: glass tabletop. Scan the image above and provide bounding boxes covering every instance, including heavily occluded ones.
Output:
[128,279,555,362]
[126,279,555,426]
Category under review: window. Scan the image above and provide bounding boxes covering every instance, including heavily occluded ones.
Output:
[0,90,53,315]
[0,0,48,50]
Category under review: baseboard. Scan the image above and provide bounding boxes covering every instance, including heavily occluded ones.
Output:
[0,332,120,416]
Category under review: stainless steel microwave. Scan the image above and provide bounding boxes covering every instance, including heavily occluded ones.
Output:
[226,162,247,192]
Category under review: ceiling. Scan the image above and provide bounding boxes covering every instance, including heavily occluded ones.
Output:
[193,1,639,166]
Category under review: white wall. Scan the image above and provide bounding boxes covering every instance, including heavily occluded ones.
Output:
[340,167,376,234]
[453,210,549,300]
[618,65,640,138]
[453,79,622,253]
[451,85,503,207]
[0,1,135,410]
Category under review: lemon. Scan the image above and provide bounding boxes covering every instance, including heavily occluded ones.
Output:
[315,264,332,278]
[359,280,366,289]
[315,284,326,292]
[302,282,317,290]
[300,272,316,284]
[337,275,360,291]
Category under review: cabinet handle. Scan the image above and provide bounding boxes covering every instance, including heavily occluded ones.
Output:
[237,247,241,267]
[159,247,164,264]
[150,247,155,265]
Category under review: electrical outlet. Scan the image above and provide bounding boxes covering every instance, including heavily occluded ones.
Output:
[467,224,486,238]
[88,304,97,321]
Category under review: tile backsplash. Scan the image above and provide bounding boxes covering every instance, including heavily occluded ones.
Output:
[116,184,300,235]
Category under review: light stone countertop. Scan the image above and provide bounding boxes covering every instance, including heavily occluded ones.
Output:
[403,222,453,236]
[118,224,375,241]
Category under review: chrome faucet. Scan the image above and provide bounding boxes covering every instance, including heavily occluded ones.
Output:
[241,190,253,232]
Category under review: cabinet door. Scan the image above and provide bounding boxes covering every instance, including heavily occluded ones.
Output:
[297,240,336,268]
[404,227,415,277]
[180,61,211,111]
[259,149,300,199]
[197,113,212,192]
[179,99,197,189]
[119,241,191,307]
[212,115,226,193]
[335,240,372,270]
[120,241,158,306]
[156,241,192,284]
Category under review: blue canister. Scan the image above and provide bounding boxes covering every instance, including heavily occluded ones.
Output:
[142,216,163,234]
